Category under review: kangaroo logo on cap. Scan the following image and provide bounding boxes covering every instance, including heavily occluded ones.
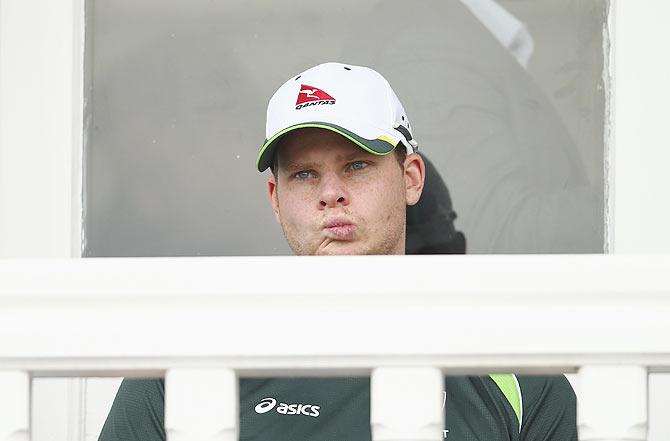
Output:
[295,84,336,110]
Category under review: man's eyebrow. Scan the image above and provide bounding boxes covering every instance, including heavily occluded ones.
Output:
[280,151,369,172]
[337,151,368,161]
[280,160,319,172]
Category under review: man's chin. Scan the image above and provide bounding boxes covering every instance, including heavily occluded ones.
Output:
[314,239,366,256]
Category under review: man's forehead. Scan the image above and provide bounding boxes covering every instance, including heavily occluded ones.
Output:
[276,129,374,166]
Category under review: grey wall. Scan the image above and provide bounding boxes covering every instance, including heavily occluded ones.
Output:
[84,0,606,256]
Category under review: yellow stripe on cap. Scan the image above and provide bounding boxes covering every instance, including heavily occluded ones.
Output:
[377,135,396,145]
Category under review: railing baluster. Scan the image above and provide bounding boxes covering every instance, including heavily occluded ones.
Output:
[371,367,444,441]
[0,371,30,441]
[578,365,648,441]
[165,368,238,441]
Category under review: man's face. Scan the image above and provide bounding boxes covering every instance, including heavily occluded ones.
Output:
[267,128,424,255]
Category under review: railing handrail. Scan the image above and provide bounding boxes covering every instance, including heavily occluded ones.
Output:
[2,254,669,297]
[1,255,669,377]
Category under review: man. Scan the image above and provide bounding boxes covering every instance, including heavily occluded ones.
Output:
[99,62,576,441]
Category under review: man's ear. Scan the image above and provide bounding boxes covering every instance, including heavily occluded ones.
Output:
[404,152,425,206]
[268,175,281,224]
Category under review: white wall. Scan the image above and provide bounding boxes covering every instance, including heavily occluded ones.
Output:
[0,0,84,439]
[610,0,670,253]
[609,1,670,435]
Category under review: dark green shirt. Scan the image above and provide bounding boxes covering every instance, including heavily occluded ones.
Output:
[98,375,576,441]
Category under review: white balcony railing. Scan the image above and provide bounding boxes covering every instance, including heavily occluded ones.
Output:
[1,255,669,441]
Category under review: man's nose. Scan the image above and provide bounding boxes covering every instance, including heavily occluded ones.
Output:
[318,174,349,209]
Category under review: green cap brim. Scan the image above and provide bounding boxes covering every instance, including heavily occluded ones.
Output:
[256,122,397,172]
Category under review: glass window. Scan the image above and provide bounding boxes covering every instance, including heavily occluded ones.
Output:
[84,0,607,256]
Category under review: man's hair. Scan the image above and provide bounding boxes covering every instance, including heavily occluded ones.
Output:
[270,142,407,176]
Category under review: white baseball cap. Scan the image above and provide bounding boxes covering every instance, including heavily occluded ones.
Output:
[256,62,418,172]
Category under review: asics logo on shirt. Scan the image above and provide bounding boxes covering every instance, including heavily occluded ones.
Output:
[254,397,321,417]
[254,398,277,414]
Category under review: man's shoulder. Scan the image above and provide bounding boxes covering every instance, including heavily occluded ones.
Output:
[112,378,165,409]
[98,378,165,441]
[516,374,576,408]
[516,375,577,440]
[444,374,576,440]
[119,377,164,394]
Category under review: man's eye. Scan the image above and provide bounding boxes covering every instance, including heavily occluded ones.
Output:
[349,161,368,171]
[295,170,314,180]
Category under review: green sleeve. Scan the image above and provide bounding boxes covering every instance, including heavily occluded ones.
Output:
[517,375,577,441]
[98,378,166,441]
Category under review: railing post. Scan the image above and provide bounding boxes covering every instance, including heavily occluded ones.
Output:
[165,368,238,441]
[578,365,648,441]
[0,371,30,441]
[371,367,444,441]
